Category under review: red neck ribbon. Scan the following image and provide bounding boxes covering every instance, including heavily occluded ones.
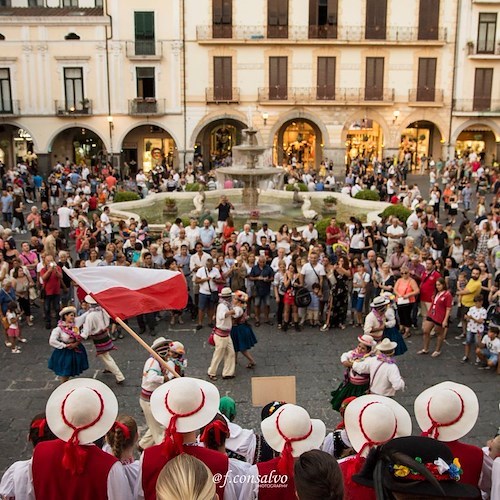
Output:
[200,419,229,447]
[275,409,313,477]
[112,421,131,441]
[422,390,465,440]
[31,418,46,438]
[161,389,206,460]
[60,389,105,475]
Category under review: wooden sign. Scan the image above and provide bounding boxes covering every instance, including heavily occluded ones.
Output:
[251,376,296,407]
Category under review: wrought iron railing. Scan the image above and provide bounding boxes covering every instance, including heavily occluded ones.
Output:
[205,87,240,103]
[128,98,166,115]
[55,99,92,116]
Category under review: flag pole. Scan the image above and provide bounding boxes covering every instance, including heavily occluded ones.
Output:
[115,317,180,379]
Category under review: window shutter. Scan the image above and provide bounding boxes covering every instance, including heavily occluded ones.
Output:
[365,0,387,39]
[418,0,439,40]
[365,57,384,100]
[309,0,318,26]
[213,0,223,24]
[317,57,335,99]
[473,68,493,110]
[417,58,436,101]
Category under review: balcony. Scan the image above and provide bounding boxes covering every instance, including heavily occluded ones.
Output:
[0,100,20,116]
[206,87,240,104]
[128,98,166,116]
[467,42,500,58]
[258,87,395,105]
[453,99,500,115]
[55,100,92,116]
[408,88,444,105]
[125,41,162,60]
[196,25,447,44]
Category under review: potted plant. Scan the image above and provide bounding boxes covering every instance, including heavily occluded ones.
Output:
[323,196,337,214]
[163,197,178,215]
[466,41,474,55]
[80,98,90,113]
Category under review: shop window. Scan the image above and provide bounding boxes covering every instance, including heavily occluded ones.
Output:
[0,69,12,114]
[134,11,155,55]
[64,67,84,111]
[477,13,497,54]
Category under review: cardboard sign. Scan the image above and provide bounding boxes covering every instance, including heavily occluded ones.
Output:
[251,376,296,407]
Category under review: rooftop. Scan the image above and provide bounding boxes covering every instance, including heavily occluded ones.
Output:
[0,7,103,16]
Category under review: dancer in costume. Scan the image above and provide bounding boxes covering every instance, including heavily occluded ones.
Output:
[330,335,375,411]
[230,290,257,369]
[381,292,407,355]
[48,306,89,383]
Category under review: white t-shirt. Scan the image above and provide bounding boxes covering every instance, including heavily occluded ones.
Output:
[185,226,201,250]
[481,334,500,354]
[353,271,370,297]
[387,225,404,242]
[100,212,112,234]
[195,267,221,295]
[6,311,18,329]
[57,207,73,228]
[467,306,487,334]
[302,227,319,243]
[300,262,325,291]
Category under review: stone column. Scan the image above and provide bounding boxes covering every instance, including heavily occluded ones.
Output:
[384,148,399,162]
[324,147,346,177]
[36,154,51,176]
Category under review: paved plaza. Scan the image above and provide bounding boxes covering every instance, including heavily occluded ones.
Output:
[0,309,498,474]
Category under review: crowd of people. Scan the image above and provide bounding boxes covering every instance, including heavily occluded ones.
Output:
[0,150,499,498]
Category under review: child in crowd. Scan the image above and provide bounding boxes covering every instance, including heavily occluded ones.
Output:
[6,301,26,354]
[165,341,187,379]
[104,415,139,493]
[476,325,500,372]
[306,282,322,327]
[462,295,487,364]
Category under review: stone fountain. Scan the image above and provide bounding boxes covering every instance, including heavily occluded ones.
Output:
[215,128,283,216]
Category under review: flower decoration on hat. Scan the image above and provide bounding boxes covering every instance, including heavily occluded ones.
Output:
[391,456,463,482]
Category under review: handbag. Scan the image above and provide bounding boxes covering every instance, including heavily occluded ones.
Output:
[397,297,410,305]
[29,286,39,301]
[208,332,215,346]
[294,287,312,308]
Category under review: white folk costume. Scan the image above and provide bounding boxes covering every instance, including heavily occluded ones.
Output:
[27,379,133,500]
[353,339,405,397]
[77,296,124,383]
[138,337,171,450]
[208,288,236,379]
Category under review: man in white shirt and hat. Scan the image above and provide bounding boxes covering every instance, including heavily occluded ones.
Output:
[207,287,236,381]
[352,338,405,397]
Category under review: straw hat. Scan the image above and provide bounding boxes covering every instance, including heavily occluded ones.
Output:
[151,337,172,351]
[375,338,398,352]
[344,395,412,457]
[414,381,479,442]
[370,296,390,309]
[150,377,220,433]
[219,287,233,298]
[46,378,118,445]
[84,294,97,304]
[357,334,376,347]
[261,403,326,458]
[59,306,76,318]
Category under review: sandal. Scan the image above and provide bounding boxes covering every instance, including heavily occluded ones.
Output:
[208,375,218,381]
[247,363,256,369]
[255,321,261,327]
[431,351,441,358]
[417,349,428,355]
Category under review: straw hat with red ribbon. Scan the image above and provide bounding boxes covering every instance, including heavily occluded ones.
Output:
[45,378,118,475]
[261,404,326,477]
[150,377,220,460]
[414,381,479,442]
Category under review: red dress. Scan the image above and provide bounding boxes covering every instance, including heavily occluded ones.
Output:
[445,440,483,490]
[339,455,376,500]
[256,457,296,500]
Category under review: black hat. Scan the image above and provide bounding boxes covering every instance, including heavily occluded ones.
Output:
[261,401,287,421]
[353,436,479,498]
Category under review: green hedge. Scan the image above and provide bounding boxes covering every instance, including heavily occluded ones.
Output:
[354,189,380,201]
[113,191,140,203]
[285,183,308,192]
[185,183,201,192]
[380,205,412,223]
[316,217,331,241]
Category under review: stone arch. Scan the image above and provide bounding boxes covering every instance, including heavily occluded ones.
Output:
[451,119,500,144]
[0,122,39,152]
[117,121,180,153]
[341,109,391,145]
[267,109,330,148]
[396,112,446,141]
[45,123,109,153]
[189,111,250,148]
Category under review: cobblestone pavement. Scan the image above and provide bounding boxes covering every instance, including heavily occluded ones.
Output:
[1,312,498,474]
[1,172,499,473]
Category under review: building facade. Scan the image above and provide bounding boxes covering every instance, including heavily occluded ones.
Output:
[0,0,498,175]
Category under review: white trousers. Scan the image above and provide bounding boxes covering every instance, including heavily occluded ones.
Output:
[98,352,125,382]
[208,335,235,377]
[138,399,165,449]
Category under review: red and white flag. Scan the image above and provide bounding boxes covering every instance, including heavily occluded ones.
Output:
[64,267,188,320]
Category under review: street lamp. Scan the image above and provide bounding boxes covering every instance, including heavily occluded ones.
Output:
[262,112,269,126]
[392,110,400,124]
[107,115,114,129]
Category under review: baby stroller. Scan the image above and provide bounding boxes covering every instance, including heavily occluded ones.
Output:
[485,298,500,330]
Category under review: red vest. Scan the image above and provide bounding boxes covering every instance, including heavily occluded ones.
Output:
[446,440,483,491]
[142,444,228,500]
[256,457,296,500]
[32,439,118,500]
